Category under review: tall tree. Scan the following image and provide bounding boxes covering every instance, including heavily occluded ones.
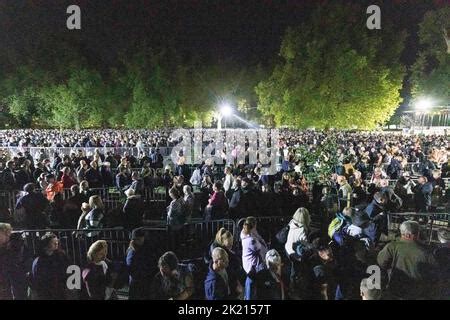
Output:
[411,6,450,104]
[256,3,406,129]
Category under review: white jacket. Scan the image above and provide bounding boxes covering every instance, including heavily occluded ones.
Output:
[285,219,309,256]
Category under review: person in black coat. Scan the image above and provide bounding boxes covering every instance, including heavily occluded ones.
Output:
[255,249,290,300]
[126,229,154,300]
[204,228,244,297]
[84,162,103,189]
[0,223,28,300]
[31,233,69,300]
[123,189,144,230]
[62,185,84,228]
[413,176,433,213]
[205,247,233,300]
[15,183,49,229]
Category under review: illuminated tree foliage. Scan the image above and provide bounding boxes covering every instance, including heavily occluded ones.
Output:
[411,6,450,104]
[256,3,406,129]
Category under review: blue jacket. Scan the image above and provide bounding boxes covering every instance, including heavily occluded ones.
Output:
[204,264,230,300]
[364,200,384,219]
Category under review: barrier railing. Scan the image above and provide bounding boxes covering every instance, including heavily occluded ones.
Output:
[13,219,237,266]
[13,228,130,266]
[387,212,449,243]
[1,146,174,160]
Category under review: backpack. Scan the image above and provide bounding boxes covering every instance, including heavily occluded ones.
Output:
[293,241,315,261]
[327,212,350,238]
[275,224,290,244]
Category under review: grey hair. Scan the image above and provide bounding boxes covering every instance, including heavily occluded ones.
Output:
[265,249,282,269]
[400,221,420,237]
[212,247,229,264]
[183,185,193,195]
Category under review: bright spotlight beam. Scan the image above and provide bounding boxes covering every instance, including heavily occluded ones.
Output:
[415,98,432,111]
[220,104,233,117]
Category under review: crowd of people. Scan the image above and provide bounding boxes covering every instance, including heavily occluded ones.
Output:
[0,214,449,300]
[0,129,448,300]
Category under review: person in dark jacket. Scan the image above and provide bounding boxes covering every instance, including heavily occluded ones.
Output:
[115,166,130,193]
[1,160,16,190]
[127,171,145,195]
[364,192,386,219]
[126,229,154,300]
[82,240,111,300]
[413,176,433,213]
[150,251,194,300]
[205,247,232,300]
[205,181,228,220]
[204,228,244,298]
[99,162,114,187]
[15,183,49,229]
[123,189,144,230]
[62,185,84,228]
[84,161,103,189]
[255,249,290,300]
[434,228,450,299]
[31,233,69,300]
[0,223,28,300]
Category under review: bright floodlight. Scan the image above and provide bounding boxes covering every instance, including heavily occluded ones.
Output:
[220,103,233,117]
[415,98,432,110]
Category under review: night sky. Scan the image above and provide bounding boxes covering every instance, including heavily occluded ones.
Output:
[0,0,448,108]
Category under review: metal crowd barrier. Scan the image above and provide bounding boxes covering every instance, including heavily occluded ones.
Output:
[387,212,449,243]
[13,219,239,267]
[2,187,170,217]
[1,146,174,161]
[236,216,292,248]
[14,228,131,266]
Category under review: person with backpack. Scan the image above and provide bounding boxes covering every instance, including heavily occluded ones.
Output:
[284,208,311,260]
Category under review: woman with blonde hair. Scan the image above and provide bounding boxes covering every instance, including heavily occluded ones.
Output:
[84,195,105,237]
[285,207,311,259]
[82,240,112,300]
[204,228,244,298]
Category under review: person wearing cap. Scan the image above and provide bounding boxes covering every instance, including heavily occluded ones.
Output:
[150,251,194,300]
[433,228,450,299]
[126,228,153,300]
[377,221,438,299]
[123,188,144,230]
